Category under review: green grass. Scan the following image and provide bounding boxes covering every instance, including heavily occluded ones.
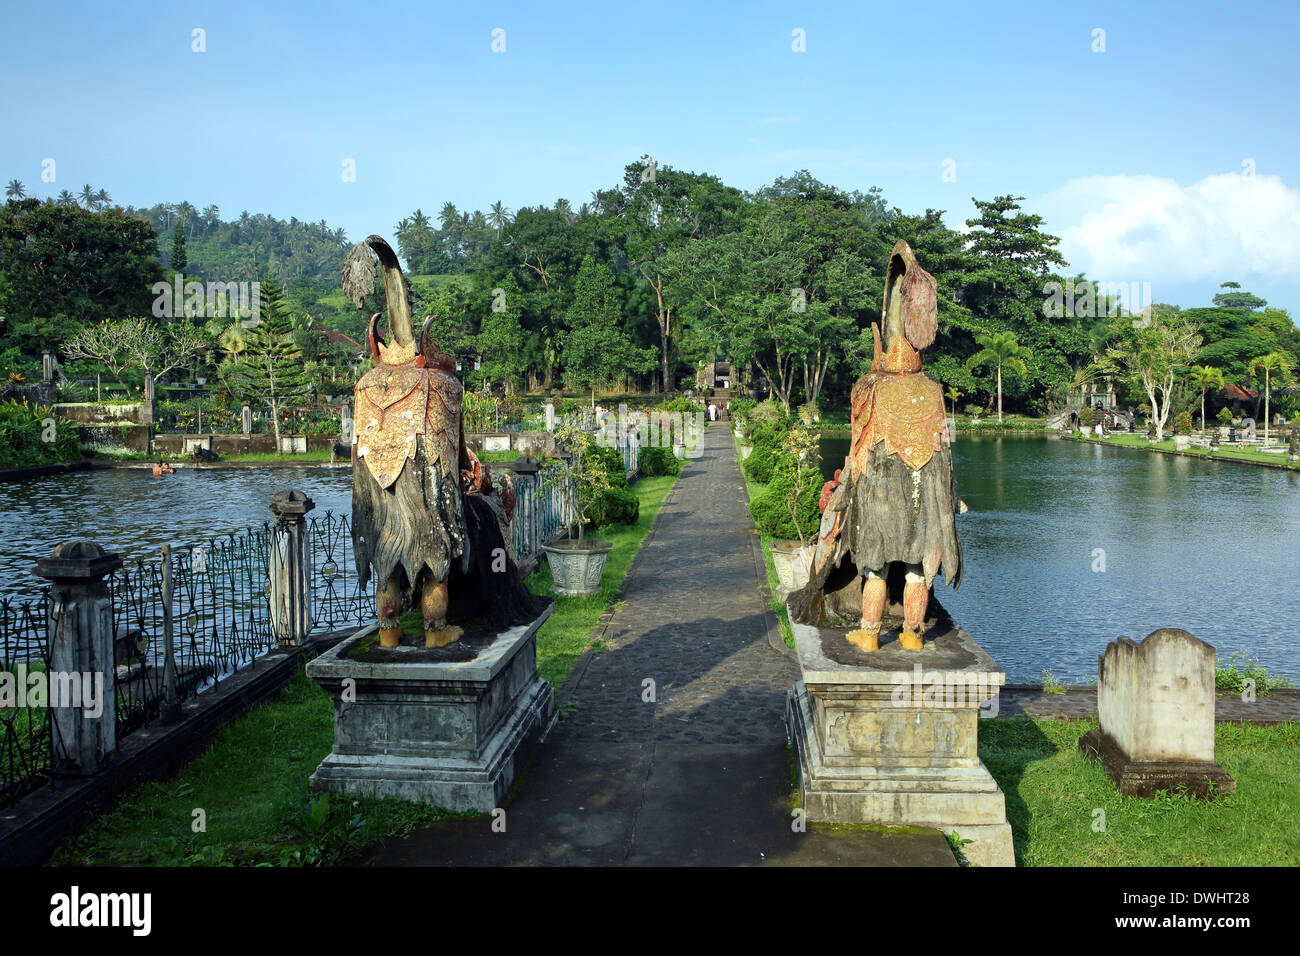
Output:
[735,434,795,650]
[982,716,1300,866]
[1080,431,1299,469]
[218,449,336,463]
[528,474,678,688]
[51,666,475,866]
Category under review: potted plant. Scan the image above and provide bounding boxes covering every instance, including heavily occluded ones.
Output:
[767,427,819,592]
[539,424,615,596]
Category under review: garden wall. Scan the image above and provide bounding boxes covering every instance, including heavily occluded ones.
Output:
[152,433,338,456]
[466,431,553,456]
[54,402,151,455]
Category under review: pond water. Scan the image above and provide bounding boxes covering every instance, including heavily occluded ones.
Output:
[4,442,1298,684]
[0,466,353,594]
[818,434,1300,684]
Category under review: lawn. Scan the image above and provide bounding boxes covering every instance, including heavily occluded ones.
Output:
[1080,431,1299,469]
[49,470,679,865]
[981,716,1300,866]
[734,433,795,650]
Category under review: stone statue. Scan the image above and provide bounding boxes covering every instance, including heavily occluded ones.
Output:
[790,240,961,651]
[344,236,544,650]
[1289,427,1298,461]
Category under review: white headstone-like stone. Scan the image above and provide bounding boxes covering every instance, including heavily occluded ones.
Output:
[1097,629,1215,763]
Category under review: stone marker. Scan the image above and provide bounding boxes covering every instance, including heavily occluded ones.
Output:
[1080,628,1235,798]
[241,404,252,435]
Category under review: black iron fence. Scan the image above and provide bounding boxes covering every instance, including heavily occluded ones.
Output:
[0,464,577,811]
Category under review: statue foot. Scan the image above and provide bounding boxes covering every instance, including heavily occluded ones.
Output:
[379,627,403,648]
[425,625,463,649]
[898,628,924,651]
[845,627,880,652]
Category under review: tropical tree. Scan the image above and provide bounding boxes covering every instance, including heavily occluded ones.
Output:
[77,184,96,210]
[562,256,655,405]
[223,278,313,451]
[219,323,247,364]
[1187,365,1224,432]
[945,386,962,419]
[1249,351,1295,445]
[4,180,25,201]
[488,201,512,238]
[93,188,111,211]
[55,190,75,207]
[965,330,1032,421]
[1103,314,1203,441]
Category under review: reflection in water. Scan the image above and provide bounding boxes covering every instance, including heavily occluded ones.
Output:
[817,433,1300,684]
[0,466,353,592]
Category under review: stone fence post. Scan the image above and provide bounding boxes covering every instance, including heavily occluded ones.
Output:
[34,541,122,775]
[269,490,315,646]
[507,457,542,560]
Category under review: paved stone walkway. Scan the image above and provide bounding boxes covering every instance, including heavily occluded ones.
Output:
[370,423,956,867]
[997,686,1300,723]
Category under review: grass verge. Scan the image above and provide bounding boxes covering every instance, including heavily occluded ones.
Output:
[982,716,1300,866]
[734,433,795,650]
[1078,431,1299,469]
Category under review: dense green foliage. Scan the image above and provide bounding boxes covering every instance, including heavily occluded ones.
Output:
[638,445,682,477]
[4,165,1297,428]
[0,400,81,468]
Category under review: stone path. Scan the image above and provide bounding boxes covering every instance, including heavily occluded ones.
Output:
[370,423,956,867]
[997,686,1300,724]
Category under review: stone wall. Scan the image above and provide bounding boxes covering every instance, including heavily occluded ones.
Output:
[465,431,553,457]
[54,402,152,456]
[152,433,337,456]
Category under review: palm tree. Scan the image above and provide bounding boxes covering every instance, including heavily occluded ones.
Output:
[965,331,1032,422]
[1188,365,1224,433]
[77,184,97,210]
[944,386,962,419]
[5,179,25,200]
[488,201,511,238]
[555,198,575,225]
[1248,351,1295,445]
[220,323,248,364]
[56,189,76,207]
[94,188,111,210]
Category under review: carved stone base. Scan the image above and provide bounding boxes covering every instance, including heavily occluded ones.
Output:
[785,611,1015,867]
[306,606,555,812]
[1079,728,1236,798]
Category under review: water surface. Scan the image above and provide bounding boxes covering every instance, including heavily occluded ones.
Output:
[818,434,1300,683]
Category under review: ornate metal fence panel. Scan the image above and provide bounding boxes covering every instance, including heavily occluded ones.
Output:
[0,594,64,811]
[306,511,369,632]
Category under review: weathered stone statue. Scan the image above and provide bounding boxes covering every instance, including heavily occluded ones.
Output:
[344,236,543,650]
[790,240,961,651]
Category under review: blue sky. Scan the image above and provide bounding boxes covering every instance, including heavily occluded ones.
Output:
[4,0,1299,313]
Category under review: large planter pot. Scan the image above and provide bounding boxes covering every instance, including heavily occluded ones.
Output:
[542,538,614,597]
[769,540,813,593]
[740,444,753,460]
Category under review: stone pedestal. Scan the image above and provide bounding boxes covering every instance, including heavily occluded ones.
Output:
[306,605,555,811]
[1079,628,1234,798]
[785,612,1014,867]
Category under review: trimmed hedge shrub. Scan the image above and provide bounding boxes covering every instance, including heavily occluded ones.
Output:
[589,484,639,527]
[639,445,682,476]
[748,462,821,541]
[743,442,778,484]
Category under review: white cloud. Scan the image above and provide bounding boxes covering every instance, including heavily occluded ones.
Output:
[1035,172,1300,286]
